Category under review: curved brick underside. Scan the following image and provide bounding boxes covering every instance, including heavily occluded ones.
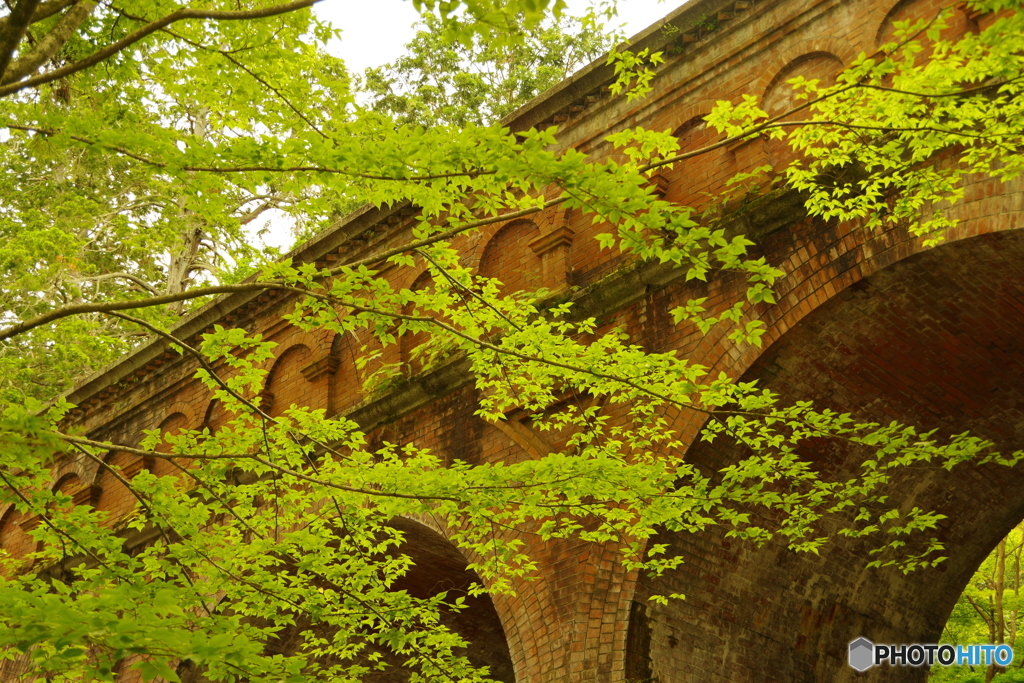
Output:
[634,231,1024,682]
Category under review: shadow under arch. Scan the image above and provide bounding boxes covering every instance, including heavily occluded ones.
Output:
[385,517,515,682]
[628,229,1024,682]
[173,517,515,683]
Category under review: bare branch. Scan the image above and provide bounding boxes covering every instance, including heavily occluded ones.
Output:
[968,594,996,629]
[0,0,41,81]
[0,0,323,97]
[1,0,96,85]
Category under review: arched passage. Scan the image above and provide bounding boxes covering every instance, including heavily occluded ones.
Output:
[630,230,1024,682]
[386,518,515,682]
[173,518,515,683]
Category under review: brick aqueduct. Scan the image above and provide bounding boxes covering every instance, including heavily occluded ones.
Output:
[3,0,1024,679]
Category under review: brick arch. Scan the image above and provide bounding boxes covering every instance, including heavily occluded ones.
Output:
[671,111,728,209]
[95,450,148,521]
[661,99,719,139]
[874,0,977,53]
[627,225,1024,682]
[157,400,201,433]
[667,172,1024,412]
[51,472,80,493]
[0,472,99,562]
[0,504,31,562]
[874,0,933,45]
[172,516,518,683]
[762,51,845,115]
[149,409,195,478]
[672,112,709,139]
[50,472,97,510]
[262,343,314,416]
[202,397,227,432]
[477,219,543,295]
[50,450,97,487]
[752,40,856,97]
[761,50,846,173]
[400,269,439,376]
[385,517,515,682]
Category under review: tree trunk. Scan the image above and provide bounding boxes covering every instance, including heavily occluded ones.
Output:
[987,538,1007,682]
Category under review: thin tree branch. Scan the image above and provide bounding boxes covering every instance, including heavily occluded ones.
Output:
[968,594,996,629]
[70,271,159,294]
[0,280,288,341]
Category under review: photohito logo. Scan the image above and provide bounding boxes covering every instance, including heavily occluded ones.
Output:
[848,638,1014,671]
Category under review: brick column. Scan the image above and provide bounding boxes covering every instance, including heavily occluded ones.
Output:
[528,226,574,291]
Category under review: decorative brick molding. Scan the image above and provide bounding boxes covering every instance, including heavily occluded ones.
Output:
[644,172,670,198]
[70,485,102,508]
[301,356,341,382]
[528,226,575,291]
[258,390,275,414]
[118,455,154,480]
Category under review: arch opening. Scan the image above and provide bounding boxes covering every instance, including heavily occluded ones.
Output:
[173,518,515,683]
[630,230,1024,682]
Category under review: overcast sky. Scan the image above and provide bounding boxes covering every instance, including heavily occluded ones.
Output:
[312,0,683,75]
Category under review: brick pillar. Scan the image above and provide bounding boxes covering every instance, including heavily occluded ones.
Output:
[528,226,574,291]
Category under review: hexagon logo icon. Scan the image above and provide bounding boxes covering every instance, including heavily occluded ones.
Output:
[849,637,875,672]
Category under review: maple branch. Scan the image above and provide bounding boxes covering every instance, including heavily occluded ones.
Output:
[0,280,288,341]
[58,433,464,502]
[1,123,494,181]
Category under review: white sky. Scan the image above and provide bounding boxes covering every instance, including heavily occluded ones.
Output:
[313,0,682,75]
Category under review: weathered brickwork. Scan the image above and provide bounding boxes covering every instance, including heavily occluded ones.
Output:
[3,0,1022,680]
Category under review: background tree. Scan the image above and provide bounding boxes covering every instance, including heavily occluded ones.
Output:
[362,12,613,127]
[930,524,1024,682]
[0,0,356,403]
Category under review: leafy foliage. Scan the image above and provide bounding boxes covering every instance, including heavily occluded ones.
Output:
[0,0,1024,680]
